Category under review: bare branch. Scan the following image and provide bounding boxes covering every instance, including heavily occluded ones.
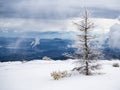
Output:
[70,9,101,75]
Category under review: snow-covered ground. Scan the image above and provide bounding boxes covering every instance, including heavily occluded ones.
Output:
[0,60,120,90]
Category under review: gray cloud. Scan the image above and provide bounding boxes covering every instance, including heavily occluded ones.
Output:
[0,0,120,33]
[0,0,120,19]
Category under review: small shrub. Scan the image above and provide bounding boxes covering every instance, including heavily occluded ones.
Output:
[51,71,71,80]
[112,63,119,67]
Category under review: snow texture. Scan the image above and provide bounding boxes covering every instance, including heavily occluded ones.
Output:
[0,60,120,90]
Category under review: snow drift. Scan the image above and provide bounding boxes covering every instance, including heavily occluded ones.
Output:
[0,60,120,90]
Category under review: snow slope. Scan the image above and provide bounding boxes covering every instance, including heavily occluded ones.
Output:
[0,60,120,90]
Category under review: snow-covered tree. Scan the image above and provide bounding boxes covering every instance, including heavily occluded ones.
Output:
[65,9,101,75]
[73,9,101,75]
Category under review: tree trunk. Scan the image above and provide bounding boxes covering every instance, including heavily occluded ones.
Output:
[86,61,89,75]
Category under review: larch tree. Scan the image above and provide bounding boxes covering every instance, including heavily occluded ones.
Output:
[68,9,101,75]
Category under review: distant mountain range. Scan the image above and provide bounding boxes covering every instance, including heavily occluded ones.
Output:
[0,36,119,62]
[0,20,120,61]
[0,37,74,62]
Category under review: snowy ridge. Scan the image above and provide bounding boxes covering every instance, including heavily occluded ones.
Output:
[0,60,120,90]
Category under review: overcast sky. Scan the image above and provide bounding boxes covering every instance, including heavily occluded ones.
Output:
[0,0,120,32]
[0,0,120,19]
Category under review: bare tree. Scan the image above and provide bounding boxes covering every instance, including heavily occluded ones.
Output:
[66,9,101,75]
